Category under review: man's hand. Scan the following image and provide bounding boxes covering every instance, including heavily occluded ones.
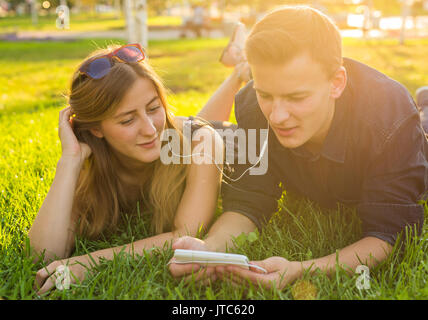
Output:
[168,236,217,284]
[216,256,301,290]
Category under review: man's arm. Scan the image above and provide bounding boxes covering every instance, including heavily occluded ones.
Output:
[204,211,257,252]
[218,236,393,290]
[297,236,393,276]
[197,63,250,122]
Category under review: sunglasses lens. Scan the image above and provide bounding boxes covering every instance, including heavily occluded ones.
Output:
[116,46,144,62]
[86,57,111,79]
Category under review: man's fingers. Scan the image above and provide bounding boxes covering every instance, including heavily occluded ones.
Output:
[248,261,270,274]
[224,266,270,288]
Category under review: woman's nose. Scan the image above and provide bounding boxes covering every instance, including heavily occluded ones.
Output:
[138,116,157,137]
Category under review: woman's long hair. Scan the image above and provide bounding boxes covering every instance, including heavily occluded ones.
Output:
[69,45,189,240]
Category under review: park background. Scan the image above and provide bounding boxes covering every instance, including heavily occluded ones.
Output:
[0,0,427,300]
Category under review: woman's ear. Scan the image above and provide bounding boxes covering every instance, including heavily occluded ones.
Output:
[330,66,347,99]
[89,127,104,139]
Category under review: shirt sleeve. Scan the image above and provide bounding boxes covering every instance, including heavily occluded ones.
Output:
[221,140,282,230]
[221,82,283,230]
[357,114,427,246]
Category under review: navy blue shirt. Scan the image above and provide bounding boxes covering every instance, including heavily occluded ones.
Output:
[222,58,428,246]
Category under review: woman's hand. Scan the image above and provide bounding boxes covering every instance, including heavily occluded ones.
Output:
[58,106,92,166]
[34,255,90,296]
[216,257,301,290]
[168,236,217,284]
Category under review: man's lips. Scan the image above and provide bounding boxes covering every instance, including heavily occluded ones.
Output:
[274,126,298,137]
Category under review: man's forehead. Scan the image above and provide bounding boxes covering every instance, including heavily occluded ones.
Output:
[251,56,327,94]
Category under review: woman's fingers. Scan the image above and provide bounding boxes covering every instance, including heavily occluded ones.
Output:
[59,106,72,127]
[37,276,56,296]
[33,267,50,291]
[169,259,202,278]
[57,107,91,161]
[184,265,215,283]
[34,262,58,293]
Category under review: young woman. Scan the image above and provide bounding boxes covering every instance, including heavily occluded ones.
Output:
[29,42,249,294]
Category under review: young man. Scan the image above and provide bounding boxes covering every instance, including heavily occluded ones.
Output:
[169,6,428,289]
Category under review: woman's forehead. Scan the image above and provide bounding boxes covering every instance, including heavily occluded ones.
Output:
[115,78,159,111]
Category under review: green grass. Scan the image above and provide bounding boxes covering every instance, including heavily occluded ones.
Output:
[0,37,427,300]
[0,13,182,33]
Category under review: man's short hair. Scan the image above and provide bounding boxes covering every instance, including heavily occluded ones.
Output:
[245,5,343,78]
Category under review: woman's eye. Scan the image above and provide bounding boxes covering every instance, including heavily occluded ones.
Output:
[148,105,161,113]
[120,118,134,125]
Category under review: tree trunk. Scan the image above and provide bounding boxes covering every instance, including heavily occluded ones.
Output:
[125,0,137,43]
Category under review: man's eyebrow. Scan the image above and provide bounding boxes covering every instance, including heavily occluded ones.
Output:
[114,96,159,119]
[254,87,310,97]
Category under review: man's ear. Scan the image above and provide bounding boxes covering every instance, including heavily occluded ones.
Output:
[89,127,104,139]
[330,66,347,99]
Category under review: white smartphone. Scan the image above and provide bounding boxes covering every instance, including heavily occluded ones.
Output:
[172,249,267,273]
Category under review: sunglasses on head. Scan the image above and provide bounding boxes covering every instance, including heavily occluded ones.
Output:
[79,43,145,79]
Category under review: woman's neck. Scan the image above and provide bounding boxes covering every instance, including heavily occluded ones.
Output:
[109,147,153,187]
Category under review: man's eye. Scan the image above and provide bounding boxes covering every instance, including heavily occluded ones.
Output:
[288,96,306,102]
[258,94,272,100]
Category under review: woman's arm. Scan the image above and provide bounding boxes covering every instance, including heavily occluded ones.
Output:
[28,107,91,262]
[35,126,224,294]
[83,125,224,261]
[28,157,81,262]
[197,62,250,122]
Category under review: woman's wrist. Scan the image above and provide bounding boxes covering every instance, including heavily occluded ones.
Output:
[57,156,84,175]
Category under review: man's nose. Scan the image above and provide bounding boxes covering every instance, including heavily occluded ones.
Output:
[269,99,291,125]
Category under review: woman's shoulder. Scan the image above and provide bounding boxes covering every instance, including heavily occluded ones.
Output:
[173,116,223,152]
[173,115,210,134]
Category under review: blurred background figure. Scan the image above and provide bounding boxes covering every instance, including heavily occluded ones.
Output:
[181,3,210,38]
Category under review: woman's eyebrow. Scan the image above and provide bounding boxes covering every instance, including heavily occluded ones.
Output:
[114,96,159,119]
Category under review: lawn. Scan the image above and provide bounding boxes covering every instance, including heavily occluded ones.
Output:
[0,37,427,300]
[0,13,182,33]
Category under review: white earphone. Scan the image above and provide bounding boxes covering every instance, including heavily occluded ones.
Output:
[166,121,270,182]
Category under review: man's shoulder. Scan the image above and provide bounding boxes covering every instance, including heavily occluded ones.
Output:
[344,58,420,149]
[234,80,267,129]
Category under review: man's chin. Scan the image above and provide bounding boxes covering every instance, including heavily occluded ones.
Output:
[274,134,304,150]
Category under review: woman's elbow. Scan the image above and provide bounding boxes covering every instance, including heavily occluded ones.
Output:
[26,237,69,264]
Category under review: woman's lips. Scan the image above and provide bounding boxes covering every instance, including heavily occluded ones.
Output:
[275,126,298,137]
[137,138,157,149]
